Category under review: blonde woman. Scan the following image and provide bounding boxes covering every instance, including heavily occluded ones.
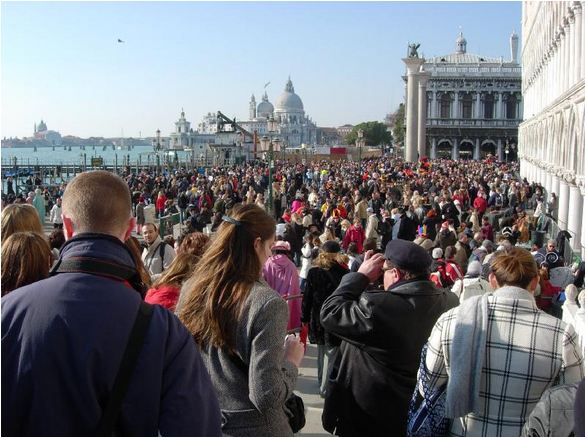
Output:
[300,241,349,397]
[176,204,304,437]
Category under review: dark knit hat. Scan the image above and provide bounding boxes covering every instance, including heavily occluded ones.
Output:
[384,239,432,272]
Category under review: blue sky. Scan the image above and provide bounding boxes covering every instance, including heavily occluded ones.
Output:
[1,1,522,139]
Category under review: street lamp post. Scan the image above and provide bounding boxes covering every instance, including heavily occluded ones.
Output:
[152,129,162,175]
[260,135,274,216]
[357,129,364,163]
[237,131,243,164]
[505,139,510,163]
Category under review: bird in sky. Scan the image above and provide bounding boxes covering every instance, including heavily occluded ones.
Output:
[117,38,124,43]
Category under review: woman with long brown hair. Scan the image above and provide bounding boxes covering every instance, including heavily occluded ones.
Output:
[1,231,52,296]
[1,203,44,240]
[176,204,304,437]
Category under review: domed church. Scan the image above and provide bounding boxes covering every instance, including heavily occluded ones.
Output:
[243,77,317,148]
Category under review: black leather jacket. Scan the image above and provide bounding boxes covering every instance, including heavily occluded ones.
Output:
[320,272,459,436]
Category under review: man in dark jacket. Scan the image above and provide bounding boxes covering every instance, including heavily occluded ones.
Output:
[1,171,221,436]
[320,239,459,436]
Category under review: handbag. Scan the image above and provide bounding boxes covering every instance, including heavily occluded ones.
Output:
[283,393,306,433]
[230,353,305,433]
[406,344,451,437]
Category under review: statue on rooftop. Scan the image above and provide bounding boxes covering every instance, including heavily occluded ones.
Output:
[408,43,420,58]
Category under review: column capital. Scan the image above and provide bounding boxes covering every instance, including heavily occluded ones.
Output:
[402,57,425,75]
[416,71,431,87]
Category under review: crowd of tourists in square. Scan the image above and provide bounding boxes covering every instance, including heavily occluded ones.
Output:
[2,153,585,437]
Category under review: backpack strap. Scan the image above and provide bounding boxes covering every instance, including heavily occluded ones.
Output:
[50,256,147,296]
[158,242,166,272]
[95,301,154,436]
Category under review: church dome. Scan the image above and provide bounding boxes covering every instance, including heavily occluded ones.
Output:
[257,92,274,118]
[275,78,304,113]
[455,31,467,54]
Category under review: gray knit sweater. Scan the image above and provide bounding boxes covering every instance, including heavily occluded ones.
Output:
[199,279,298,437]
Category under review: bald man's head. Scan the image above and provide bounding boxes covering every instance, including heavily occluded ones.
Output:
[62,171,132,237]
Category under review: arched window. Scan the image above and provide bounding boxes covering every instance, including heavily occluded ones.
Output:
[461,93,473,119]
[506,94,517,119]
[484,94,495,119]
[440,94,451,118]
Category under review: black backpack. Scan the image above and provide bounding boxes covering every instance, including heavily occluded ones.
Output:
[158,242,169,272]
[177,192,189,209]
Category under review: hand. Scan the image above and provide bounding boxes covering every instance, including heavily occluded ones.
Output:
[358,251,385,283]
[284,334,305,368]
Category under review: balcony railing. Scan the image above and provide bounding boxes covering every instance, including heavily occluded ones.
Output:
[427,118,520,128]
[428,66,521,76]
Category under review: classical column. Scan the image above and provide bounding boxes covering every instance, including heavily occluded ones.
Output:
[474,138,480,160]
[453,91,459,119]
[560,26,567,92]
[575,3,585,78]
[558,179,570,230]
[431,137,437,159]
[552,174,561,197]
[573,3,582,84]
[402,57,425,162]
[493,93,499,119]
[417,71,431,158]
[569,12,576,87]
[431,90,437,118]
[475,92,482,118]
[545,171,553,196]
[581,185,585,259]
[568,183,583,253]
[452,138,459,160]
[497,139,503,161]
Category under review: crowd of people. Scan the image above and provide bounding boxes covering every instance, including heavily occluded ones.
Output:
[2,153,585,436]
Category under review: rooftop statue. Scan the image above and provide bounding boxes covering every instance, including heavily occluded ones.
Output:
[408,43,420,58]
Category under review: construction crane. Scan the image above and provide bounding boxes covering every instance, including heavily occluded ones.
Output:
[216,111,258,158]
[216,111,254,138]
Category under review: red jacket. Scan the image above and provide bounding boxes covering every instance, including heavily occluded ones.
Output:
[473,196,488,214]
[145,284,180,312]
[155,195,167,212]
[342,225,365,253]
[535,280,561,312]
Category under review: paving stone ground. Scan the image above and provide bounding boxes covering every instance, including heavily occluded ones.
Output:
[295,343,329,436]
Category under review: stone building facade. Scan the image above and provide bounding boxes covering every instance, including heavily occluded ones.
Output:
[519,1,585,257]
[413,32,523,160]
[239,78,317,149]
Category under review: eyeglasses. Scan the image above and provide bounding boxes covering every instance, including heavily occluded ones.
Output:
[382,264,396,274]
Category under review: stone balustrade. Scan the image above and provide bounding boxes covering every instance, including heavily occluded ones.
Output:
[562,284,585,372]
[428,118,520,128]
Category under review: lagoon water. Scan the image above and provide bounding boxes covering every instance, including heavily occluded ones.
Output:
[0,145,191,167]
[0,146,200,193]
